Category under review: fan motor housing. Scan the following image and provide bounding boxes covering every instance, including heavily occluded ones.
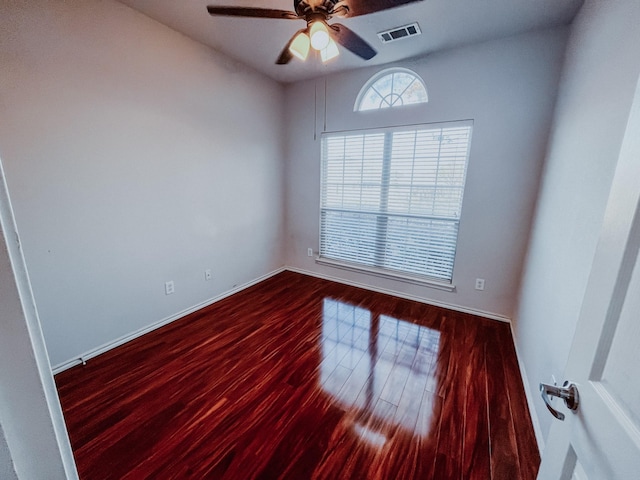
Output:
[295,0,341,17]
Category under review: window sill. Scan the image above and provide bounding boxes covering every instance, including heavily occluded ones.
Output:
[315,257,456,292]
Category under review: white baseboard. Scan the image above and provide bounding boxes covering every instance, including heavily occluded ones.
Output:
[52,267,286,374]
[285,266,511,323]
[509,323,545,454]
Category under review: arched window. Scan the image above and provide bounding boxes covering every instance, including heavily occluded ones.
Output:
[354,68,428,112]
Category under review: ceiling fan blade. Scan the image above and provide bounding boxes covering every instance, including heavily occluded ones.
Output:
[329,24,377,60]
[276,29,307,65]
[334,0,423,18]
[206,6,299,20]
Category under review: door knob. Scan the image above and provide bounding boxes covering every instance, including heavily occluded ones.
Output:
[539,381,579,421]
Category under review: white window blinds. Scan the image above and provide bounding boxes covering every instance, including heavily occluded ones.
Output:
[320,121,472,282]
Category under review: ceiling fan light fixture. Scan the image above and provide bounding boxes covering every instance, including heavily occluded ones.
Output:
[206,0,394,65]
[321,37,340,63]
[289,31,310,60]
[309,20,330,51]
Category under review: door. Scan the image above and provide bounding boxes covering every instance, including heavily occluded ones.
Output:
[537,75,640,479]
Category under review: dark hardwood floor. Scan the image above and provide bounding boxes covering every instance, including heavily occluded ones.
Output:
[55,271,540,479]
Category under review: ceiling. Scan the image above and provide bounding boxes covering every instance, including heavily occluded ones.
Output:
[117,0,584,83]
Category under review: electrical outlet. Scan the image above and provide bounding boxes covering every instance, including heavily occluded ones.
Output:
[165,280,174,295]
[307,248,313,257]
[205,269,212,281]
[475,278,485,291]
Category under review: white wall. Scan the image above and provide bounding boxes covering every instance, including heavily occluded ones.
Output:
[514,0,640,444]
[0,424,18,480]
[0,0,285,367]
[284,28,568,318]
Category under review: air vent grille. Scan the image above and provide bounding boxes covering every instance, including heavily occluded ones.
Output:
[377,23,421,44]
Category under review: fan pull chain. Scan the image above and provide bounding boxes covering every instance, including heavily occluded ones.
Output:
[314,80,317,141]
[324,77,327,132]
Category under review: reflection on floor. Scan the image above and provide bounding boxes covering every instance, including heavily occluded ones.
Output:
[321,298,440,439]
[55,271,540,479]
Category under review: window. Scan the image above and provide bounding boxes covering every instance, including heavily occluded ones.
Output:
[355,68,428,111]
[320,121,472,283]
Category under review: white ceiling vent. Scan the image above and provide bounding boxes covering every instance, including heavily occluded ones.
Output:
[377,23,421,44]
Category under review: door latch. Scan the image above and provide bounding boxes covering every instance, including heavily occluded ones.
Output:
[539,381,579,421]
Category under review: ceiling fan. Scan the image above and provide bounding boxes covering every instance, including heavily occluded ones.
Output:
[207,0,423,65]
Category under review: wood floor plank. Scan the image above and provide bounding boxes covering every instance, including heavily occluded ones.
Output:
[495,324,541,480]
[55,271,539,479]
[432,312,466,479]
[462,321,491,480]
[486,325,521,480]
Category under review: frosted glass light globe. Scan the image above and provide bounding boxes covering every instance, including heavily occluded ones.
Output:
[289,32,310,60]
[321,38,340,63]
[310,21,330,51]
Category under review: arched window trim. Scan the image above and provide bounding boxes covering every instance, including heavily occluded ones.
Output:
[354,67,428,112]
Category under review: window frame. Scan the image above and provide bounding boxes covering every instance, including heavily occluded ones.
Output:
[317,120,473,290]
[354,67,428,112]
